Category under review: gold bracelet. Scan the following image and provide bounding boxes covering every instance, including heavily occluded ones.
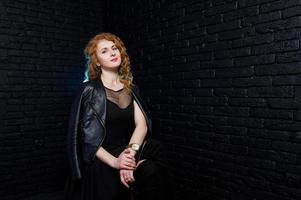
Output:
[126,143,140,152]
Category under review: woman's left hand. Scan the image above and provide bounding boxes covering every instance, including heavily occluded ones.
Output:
[115,149,136,170]
[119,169,135,188]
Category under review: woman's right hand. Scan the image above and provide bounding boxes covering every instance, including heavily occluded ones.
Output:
[114,148,136,170]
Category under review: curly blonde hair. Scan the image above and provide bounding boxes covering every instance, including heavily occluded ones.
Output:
[84,32,133,93]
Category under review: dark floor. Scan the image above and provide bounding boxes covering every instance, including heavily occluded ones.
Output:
[20,191,63,200]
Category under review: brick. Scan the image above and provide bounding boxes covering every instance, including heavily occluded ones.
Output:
[275,28,301,41]
[214,106,250,117]
[232,33,274,48]
[256,16,301,33]
[214,88,247,97]
[207,20,241,33]
[250,108,293,119]
[230,135,248,145]
[245,11,281,25]
[248,128,290,140]
[249,148,297,163]
[215,67,254,78]
[272,141,301,153]
[239,0,276,7]
[234,54,275,66]
[232,76,272,87]
[223,5,259,21]
[227,116,264,128]
[205,1,238,16]
[273,74,301,85]
[267,98,301,109]
[282,5,301,18]
[277,51,301,63]
[266,119,301,131]
[229,97,266,107]
[260,0,301,13]
[183,69,214,79]
[218,29,244,40]
[242,157,275,170]
[200,78,232,87]
[211,58,233,68]
[201,41,232,52]
[249,168,284,183]
[294,110,301,120]
[212,143,248,156]
[251,40,299,55]
[247,86,294,97]
[214,47,251,59]
[255,62,301,75]
[196,97,227,106]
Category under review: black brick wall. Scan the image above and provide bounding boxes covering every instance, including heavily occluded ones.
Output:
[2,0,301,199]
[105,0,301,199]
[0,0,105,199]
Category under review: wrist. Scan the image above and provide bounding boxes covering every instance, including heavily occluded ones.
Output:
[112,157,119,169]
[127,148,137,156]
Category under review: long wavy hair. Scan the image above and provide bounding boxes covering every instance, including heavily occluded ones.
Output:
[84,32,133,93]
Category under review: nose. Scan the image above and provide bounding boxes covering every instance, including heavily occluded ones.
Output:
[110,50,116,56]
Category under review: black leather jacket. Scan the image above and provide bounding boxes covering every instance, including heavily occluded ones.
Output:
[67,79,152,180]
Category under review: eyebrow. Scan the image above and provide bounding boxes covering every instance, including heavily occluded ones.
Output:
[100,45,116,51]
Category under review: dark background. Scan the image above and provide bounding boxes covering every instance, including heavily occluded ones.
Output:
[1,0,301,199]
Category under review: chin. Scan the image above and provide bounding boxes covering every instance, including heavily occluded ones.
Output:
[113,62,122,68]
[106,64,120,70]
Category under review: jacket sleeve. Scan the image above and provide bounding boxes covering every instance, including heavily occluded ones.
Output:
[66,84,93,180]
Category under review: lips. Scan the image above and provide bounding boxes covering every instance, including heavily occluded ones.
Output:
[111,57,118,62]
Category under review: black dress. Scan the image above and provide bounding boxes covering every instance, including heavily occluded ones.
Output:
[65,86,135,200]
[65,86,171,200]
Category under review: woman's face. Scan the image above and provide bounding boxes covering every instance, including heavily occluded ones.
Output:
[96,39,121,71]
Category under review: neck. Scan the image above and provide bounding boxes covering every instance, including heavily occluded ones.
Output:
[100,70,119,86]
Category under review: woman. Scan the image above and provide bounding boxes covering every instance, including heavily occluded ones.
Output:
[65,32,170,200]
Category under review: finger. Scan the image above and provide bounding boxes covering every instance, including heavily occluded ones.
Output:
[120,155,135,164]
[123,148,131,154]
[120,164,136,170]
[120,173,129,188]
[123,161,136,168]
[123,170,133,183]
[123,150,134,157]
[121,159,136,167]
[119,157,135,165]
[121,177,129,188]
[124,154,135,160]
[129,171,135,182]
[120,171,126,181]
[126,171,131,179]
[124,157,135,163]
[122,157,135,164]
[126,171,134,183]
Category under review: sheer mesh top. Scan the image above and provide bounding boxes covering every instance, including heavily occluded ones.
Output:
[104,87,132,109]
[102,86,135,156]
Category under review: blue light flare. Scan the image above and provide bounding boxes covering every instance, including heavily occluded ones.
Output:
[83,53,89,83]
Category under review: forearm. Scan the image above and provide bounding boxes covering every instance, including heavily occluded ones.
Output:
[129,125,147,146]
[128,100,149,156]
[95,147,117,169]
[128,125,147,156]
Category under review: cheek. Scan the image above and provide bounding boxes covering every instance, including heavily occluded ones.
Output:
[96,54,108,64]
